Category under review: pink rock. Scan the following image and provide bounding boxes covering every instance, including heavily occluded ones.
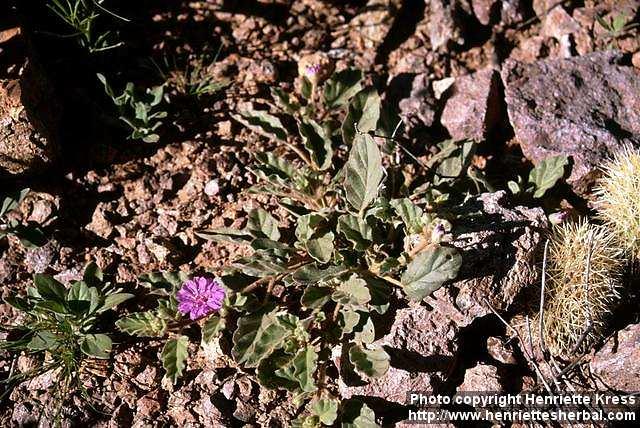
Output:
[440,68,501,142]
[590,323,640,392]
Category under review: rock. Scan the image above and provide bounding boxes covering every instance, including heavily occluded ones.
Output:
[450,191,547,319]
[501,51,640,193]
[541,6,592,56]
[440,68,501,141]
[486,337,517,365]
[427,1,465,50]
[86,202,114,239]
[339,299,461,404]
[135,393,161,419]
[590,323,640,392]
[24,242,56,274]
[500,0,526,26]
[472,0,499,26]
[398,74,438,132]
[347,0,400,66]
[0,61,60,176]
[458,364,504,392]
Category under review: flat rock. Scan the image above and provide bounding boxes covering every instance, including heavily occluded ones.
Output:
[458,364,504,392]
[0,61,59,176]
[440,68,501,141]
[471,0,500,25]
[590,323,640,392]
[450,191,547,320]
[502,51,640,193]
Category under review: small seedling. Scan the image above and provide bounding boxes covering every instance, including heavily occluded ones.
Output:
[507,155,569,199]
[0,188,47,248]
[0,263,133,419]
[97,73,168,143]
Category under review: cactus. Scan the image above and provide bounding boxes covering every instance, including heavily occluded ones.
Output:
[543,220,623,356]
[594,146,640,261]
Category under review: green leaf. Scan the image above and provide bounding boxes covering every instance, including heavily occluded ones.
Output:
[344,134,384,212]
[98,293,134,313]
[434,139,476,183]
[341,400,379,427]
[340,309,361,336]
[202,316,225,344]
[332,274,371,307]
[337,214,373,251]
[301,285,332,310]
[295,214,325,243]
[4,295,32,311]
[528,155,569,198]
[255,152,298,180]
[390,198,424,234]
[362,276,391,314]
[342,88,381,145]
[298,119,333,171]
[270,87,300,114]
[33,274,66,303]
[354,315,376,344]
[0,188,29,217]
[83,262,104,288]
[292,264,349,285]
[35,300,68,314]
[161,336,189,384]
[67,280,91,302]
[116,311,168,337]
[306,232,335,264]
[309,398,339,425]
[348,344,389,379]
[247,208,281,241]
[275,345,318,393]
[400,246,461,301]
[81,334,112,359]
[232,308,293,367]
[139,271,190,293]
[27,331,58,351]
[195,227,253,245]
[323,69,363,109]
[233,254,287,277]
[232,108,288,141]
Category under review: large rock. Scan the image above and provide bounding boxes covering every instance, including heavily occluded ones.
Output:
[590,323,640,392]
[440,68,501,141]
[450,191,547,320]
[0,61,60,176]
[502,51,640,193]
[426,0,466,50]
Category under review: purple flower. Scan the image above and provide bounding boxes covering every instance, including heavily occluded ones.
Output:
[176,277,225,320]
[305,64,322,76]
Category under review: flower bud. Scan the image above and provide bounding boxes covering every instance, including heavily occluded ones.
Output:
[549,210,569,225]
[431,223,446,243]
[298,52,334,86]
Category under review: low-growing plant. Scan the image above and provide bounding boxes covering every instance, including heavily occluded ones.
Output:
[0,263,132,419]
[151,51,232,99]
[507,155,569,199]
[595,12,638,49]
[46,0,127,53]
[0,188,47,248]
[97,73,168,143]
[116,57,480,425]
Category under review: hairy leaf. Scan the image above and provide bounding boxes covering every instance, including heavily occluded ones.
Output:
[81,334,112,359]
[332,274,371,307]
[247,208,281,241]
[292,264,349,285]
[0,188,29,217]
[301,285,332,310]
[98,293,134,313]
[232,309,292,367]
[34,274,66,303]
[342,88,381,145]
[275,345,318,393]
[232,109,288,141]
[344,134,384,212]
[390,198,424,234]
[195,227,253,245]
[528,155,569,198]
[401,246,461,301]
[298,119,333,171]
[349,344,389,379]
[295,213,324,243]
[161,335,189,384]
[337,214,373,251]
[116,311,168,337]
[305,232,334,264]
[27,331,58,351]
[342,400,379,427]
[202,316,225,344]
[309,398,339,425]
[323,69,363,109]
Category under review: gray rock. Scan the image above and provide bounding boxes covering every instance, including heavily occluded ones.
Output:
[502,51,640,193]
[590,323,640,392]
[398,74,438,132]
[450,191,547,320]
[0,61,60,176]
[440,68,501,141]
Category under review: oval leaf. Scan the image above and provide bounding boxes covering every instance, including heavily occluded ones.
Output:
[400,246,462,301]
[344,134,384,212]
